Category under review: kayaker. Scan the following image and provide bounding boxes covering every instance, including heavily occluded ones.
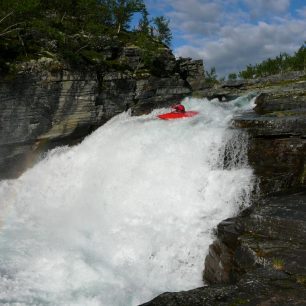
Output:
[171,104,185,113]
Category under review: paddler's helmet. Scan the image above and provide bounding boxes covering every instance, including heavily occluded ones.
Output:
[172,104,185,113]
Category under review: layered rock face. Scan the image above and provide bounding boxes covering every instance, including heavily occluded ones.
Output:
[204,70,306,101]
[0,47,203,179]
[143,75,306,305]
[178,57,206,91]
[234,82,306,195]
[0,69,100,178]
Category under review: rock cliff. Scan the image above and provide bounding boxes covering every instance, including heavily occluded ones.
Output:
[142,73,306,305]
[0,49,204,179]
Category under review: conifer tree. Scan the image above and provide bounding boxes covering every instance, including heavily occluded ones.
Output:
[100,0,145,33]
[152,16,172,46]
[0,0,40,37]
[228,73,237,80]
[138,7,150,35]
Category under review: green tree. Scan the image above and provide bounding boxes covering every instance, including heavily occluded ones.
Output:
[228,72,237,80]
[153,16,172,46]
[100,0,145,34]
[292,42,306,71]
[0,11,19,37]
[239,64,256,79]
[0,0,40,37]
[138,7,150,35]
[205,67,218,84]
[238,42,306,79]
[41,0,98,20]
[0,0,40,15]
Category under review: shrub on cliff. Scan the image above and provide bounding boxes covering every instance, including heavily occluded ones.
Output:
[205,67,219,85]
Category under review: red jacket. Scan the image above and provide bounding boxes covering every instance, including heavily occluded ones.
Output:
[171,104,185,113]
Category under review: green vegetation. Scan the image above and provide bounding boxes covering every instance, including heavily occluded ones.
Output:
[197,42,306,82]
[269,110,298,118]
[205,66,219,85]
[296,275,306,286]
[272,257,285,270]
[237,42,306,79]
[228,72,237,80]
[299,163,306,185]
[0,0,173,74]
[152,16,172,47]
[230,298,249,306]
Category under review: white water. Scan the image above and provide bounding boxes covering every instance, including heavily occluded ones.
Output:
[0,96,255,306]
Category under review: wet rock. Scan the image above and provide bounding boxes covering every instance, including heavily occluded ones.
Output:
[232,79,306,195]
[142,192,306,306]
[234,112,306,138]
[204,218,245,284]
[222,79,249,88]
[248,137,306,194]
[254,86,306,115]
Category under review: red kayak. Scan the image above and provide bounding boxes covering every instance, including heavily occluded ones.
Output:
[158,111,199,120]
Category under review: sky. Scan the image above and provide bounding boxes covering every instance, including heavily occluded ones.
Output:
[144,0,306,77]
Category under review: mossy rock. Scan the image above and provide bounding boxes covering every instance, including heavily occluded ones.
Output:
[230,298,249,306]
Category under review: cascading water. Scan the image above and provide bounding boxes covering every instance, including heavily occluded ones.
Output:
[0,96,255,306]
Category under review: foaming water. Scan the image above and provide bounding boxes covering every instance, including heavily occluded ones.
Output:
[0,97,255,305]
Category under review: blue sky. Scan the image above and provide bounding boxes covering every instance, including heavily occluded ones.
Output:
[143,0,306,77]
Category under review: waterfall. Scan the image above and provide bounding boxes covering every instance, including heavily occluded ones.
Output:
[0,96,255,306]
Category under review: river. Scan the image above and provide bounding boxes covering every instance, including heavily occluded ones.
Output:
[0,96,255,305]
